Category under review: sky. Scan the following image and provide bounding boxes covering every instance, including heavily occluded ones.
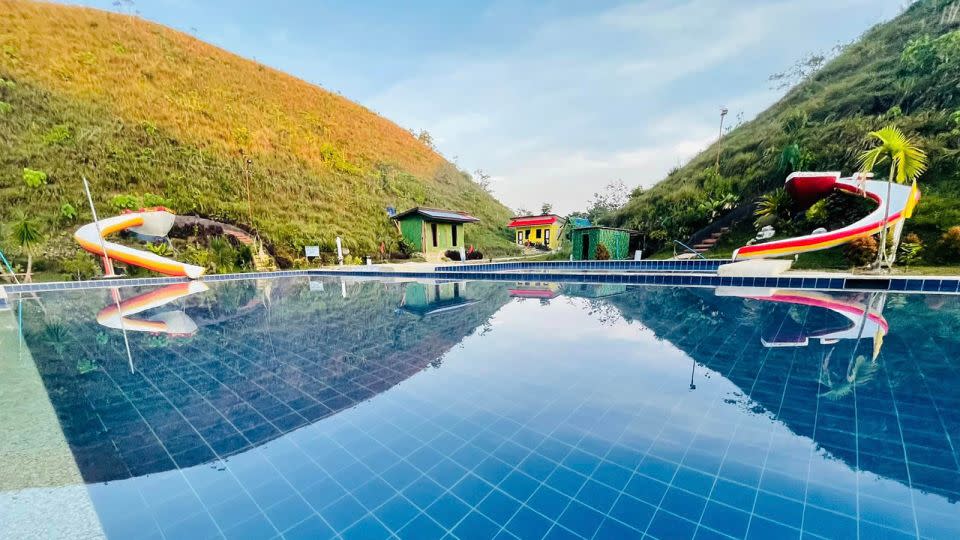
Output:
[64,0,905,214]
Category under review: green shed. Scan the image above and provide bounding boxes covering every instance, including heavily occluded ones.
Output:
[571,227,633,260]
[392,207,479,258]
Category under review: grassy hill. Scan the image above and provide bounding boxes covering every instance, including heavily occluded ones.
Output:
[613,0,960,266]
[0,0,516,275]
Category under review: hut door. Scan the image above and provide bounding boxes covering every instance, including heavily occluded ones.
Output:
[581,233,590,259]
[544,228,551,247]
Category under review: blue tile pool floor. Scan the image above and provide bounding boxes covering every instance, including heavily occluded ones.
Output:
[6,278,960,539]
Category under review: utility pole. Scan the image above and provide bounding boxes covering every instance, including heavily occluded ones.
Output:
[715,107,728,173]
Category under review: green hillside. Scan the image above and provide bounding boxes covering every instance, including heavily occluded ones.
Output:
[613,0,960,266]
[0,0,516,278]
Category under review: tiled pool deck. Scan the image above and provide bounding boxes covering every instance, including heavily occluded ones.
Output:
[4,265,959,296]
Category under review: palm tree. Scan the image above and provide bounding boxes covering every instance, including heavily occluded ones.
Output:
[754,188,792,227]
[858,126,928,268]
[11,212,43,282]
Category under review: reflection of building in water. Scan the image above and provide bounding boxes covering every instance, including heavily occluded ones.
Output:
[607,286,960,504]
[399,281,477,317]
[508,281,562,299]
[23,279,509,483]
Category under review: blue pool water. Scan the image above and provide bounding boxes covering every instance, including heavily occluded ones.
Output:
[5,277,960,539]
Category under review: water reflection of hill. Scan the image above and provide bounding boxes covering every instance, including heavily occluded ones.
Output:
[22,278,510,483]
[604,287,960,504]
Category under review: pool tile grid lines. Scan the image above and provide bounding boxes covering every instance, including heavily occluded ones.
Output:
[24,292,960,534]
[6,267,960,296]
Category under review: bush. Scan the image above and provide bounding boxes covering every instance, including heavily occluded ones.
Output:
[42,124,72,145]
[60,202,78,221]
[444,249,462,261]
[466,250,483,260]
[142,193,173,208]
[940,226,960,261]
[61,251,99,280]
[22,168,47,188]
[595,243,611,260]
[110,194,141,211]
[0,101,11,114]
[845,236,877,266]
[897,233,923,266]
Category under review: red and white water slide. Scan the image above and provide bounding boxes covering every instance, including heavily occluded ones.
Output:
[74,207,205,278]
[732,172,921,261]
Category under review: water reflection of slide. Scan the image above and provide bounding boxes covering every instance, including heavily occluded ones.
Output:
[74,207,205,278]
[97,282,209,336]
[733,171,920,260]
[718,287,888,355]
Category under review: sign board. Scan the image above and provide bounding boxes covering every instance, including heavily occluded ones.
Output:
[305,245,320,258]
[308,280,325,292]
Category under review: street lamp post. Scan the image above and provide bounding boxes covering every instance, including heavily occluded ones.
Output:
[715,107,729,173]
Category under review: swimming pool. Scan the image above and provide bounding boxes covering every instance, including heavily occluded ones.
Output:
[2,276,958,539]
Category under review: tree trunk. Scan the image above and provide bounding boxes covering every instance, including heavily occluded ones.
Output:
[875,167,895,269]
[24,253,32,283]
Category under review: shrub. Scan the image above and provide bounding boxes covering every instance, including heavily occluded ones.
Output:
[444,249,462,261]
[111,194,141,211]
[897,233,923,266]
[0,101,11,114]
[466,250,483,260]
[145,242,172,257]
[22,168,48,188]
[60,202,78,221]
[42,124,72,145]
[940,226,960,261]
[845,235,878,266]
[142,193,173,208]
[804,200,829,228]
[595,243,611,260]
[61,251,99,280]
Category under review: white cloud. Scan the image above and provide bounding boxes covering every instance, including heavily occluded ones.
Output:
[361,0,901,214]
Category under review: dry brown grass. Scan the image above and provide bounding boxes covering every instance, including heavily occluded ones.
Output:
[1,0,441,175]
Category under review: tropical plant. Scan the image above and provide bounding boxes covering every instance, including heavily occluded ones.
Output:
[898,233,923,266]
[145,241,172,257]
[697,193,738,221]
[754,188,793,226]
[778,143,809,173]
[10,212,43,282]
[59,202,78,221]
[110,194,140,211]
[858,125,928,268]
[22,168,47,188]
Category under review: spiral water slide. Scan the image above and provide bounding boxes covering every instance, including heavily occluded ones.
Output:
[97,282,209,335]
[74,208,205,278]
[732,172,921,260]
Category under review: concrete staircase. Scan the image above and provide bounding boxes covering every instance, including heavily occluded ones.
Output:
[692,227,730,254]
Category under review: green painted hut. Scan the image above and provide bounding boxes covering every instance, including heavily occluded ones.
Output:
[392,207,479,257]
[571,226,633,260]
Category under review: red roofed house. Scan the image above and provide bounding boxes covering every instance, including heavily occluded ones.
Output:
[507,214,565,249]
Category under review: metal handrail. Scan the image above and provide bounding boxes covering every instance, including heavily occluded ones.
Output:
[673,240,706,259]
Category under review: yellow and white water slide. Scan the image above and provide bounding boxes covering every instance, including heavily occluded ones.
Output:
[73,207,205,279]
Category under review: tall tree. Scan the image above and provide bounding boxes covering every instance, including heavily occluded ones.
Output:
[858,125,927,268]
[540,203,553,215]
